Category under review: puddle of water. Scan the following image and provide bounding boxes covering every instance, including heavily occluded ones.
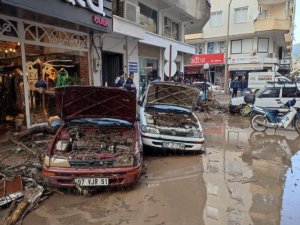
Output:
[281,150,300,225]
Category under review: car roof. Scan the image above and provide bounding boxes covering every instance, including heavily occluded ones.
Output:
[264,83,300,88]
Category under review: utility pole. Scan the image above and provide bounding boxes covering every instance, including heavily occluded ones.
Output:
[224,0,233,92]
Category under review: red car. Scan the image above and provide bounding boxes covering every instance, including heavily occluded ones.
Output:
[42,86,142,188]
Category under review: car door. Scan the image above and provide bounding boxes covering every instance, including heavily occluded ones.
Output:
[255,87,281,109]
[282,87,300,107]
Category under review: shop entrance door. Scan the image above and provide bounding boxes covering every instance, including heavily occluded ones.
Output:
[102,52,123,87]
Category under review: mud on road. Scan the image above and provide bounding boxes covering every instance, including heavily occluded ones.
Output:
[1,112,300,225]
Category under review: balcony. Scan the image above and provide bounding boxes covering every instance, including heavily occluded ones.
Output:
[185,33,203,41]
[255,18,290,33]
[258,0,287,4]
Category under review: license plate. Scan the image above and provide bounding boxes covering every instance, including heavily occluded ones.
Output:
[162,142,185,150]
[74,178,109,186]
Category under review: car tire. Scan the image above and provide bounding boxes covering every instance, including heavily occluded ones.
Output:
[240,104,251,117]
[295,118,300,134]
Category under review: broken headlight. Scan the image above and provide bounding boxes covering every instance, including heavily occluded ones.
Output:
[187,131,204,138]
[141,125,159,134]
[114,155,134,167]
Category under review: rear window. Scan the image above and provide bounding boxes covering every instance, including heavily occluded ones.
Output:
[259,88,280,98]
[282,87,300,97]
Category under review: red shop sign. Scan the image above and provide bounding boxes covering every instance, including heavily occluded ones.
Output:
[190,53,224,65]
[92,15,109,27]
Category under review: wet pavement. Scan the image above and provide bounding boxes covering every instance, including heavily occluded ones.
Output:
[1,112,300,225]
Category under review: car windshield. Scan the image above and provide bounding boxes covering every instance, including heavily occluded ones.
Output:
[146,104,192,114]
[69,118,132,127]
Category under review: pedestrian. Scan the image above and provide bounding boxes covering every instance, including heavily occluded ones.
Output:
[124,72,136,93]
[230,76,240,98]
[228,78,232,96]
[239,75,248,96]
[115,70,125,87]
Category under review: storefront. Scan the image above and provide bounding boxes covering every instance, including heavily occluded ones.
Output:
[0,0,112,128]
[184,53,224,85]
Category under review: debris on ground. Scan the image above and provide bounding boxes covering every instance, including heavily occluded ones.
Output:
[199,98,229,113]
[0,124,56,224]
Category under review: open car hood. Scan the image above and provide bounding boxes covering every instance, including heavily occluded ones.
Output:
[145,82,200,111]
[55,86,136,123]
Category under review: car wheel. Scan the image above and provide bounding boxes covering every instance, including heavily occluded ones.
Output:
[240,104,251,116]
[251,115,268,132]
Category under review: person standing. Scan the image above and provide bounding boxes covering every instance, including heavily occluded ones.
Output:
[125,72,136,93]
[239,75,248,96]
[115,70,125,87]
[230,76,240,98]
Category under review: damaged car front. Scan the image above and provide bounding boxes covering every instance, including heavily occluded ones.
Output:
[139,82,205,152]
[42,86,142,188]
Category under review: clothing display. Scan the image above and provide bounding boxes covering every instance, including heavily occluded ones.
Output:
[55,68,70,87]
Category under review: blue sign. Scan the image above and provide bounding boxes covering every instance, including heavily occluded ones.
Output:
[129,62,138,73]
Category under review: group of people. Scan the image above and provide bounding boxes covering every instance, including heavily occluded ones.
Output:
[228,76,248,98]
[114,70,137,94]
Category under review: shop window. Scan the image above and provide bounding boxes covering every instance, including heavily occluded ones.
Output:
[231,40,242,54]
[139,57,158,95]
[164,17,179,41]
[257,38,269,53]
[234,7,248,23]
[207,42,225,54]
[139,3,158,34]
[210,11,223,27]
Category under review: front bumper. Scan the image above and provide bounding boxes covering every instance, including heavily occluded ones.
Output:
[42,164,142,187]
[141,134,205,151]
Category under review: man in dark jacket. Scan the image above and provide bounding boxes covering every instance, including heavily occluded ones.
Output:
[125,72,136,93]
[115,70,125,87]
[239,75,248,96]
[230,76,240,98]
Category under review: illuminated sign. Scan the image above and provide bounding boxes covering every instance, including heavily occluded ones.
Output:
[65,0,105,16]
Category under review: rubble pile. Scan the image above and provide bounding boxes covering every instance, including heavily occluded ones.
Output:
[199,99,229,113]
[0,126,56,225]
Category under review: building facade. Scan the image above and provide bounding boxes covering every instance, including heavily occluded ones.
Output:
[0,0,113,127]
[185,0,295,88]
[90,0,211,95]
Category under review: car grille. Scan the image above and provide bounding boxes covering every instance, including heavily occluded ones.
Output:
[69,159,115,168]
[159,130,189,137]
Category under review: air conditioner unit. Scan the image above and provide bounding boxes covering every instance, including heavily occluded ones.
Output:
[122,0,140,23]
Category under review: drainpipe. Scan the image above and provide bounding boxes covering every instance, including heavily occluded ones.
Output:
[224,0,233,92]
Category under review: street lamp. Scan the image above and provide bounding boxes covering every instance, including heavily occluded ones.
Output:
[224,0,233,92]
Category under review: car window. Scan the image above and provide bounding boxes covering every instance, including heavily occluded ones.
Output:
[258,87,280,98]
[282,87,300,97]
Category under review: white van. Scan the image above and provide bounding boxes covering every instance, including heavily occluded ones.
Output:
[248,72,291,90]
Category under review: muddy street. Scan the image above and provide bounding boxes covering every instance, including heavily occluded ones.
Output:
[1,113,300,225]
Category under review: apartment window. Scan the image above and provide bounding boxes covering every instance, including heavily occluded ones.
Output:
[234,7,248,23]
[231,40,242,54]
[197,43,205,54]
[164,17,179,41]
[210,11,223,27]
[139,3,158,33]
[242,39,253,53]
[207,41,225,54]
[257,38,269,53]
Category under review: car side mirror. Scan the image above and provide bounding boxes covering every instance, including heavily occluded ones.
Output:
[138,100,143,106]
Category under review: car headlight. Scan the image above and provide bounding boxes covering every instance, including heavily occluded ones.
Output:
[187,131,204,138]
[114,155,134,167]
[141,125,159,134]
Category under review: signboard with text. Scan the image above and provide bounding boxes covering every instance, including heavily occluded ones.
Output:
[190,53,224,65]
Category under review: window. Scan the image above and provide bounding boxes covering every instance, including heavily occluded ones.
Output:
[207,41,225,53]
[139,3,158,33]
[242,39,253,53]
[210,11,223,27]
[259,88,280,98]
[282,87,300,97]
[257,38,269,53]
[231,40,242,54]
[234,7,248,23]
[164,17,179,41]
